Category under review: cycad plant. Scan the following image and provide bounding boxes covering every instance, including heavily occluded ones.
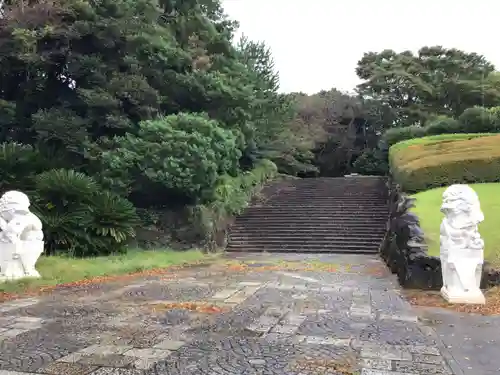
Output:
[31,169,138,257]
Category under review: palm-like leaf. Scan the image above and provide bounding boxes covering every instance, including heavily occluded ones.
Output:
[0,142,42,191]
[35,169,99,202]
[31,205,93,256]
[31,168,138,256]
[90,191,139,243]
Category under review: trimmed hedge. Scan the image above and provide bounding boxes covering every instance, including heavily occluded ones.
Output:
[390,134,500,193]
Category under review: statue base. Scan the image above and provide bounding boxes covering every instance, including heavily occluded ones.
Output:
[0,240,43,281]
[441,286,485,304]
[0,273,40,281]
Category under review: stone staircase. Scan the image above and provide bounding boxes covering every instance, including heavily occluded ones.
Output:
[226,176,389,254]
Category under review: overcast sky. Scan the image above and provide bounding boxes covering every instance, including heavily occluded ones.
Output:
[222,0,498,95]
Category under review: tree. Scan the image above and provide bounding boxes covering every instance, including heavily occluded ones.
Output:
[100,113,241,206]
[0,0,177,162]
[0,0,295,253]
[235,34,298,169]
[282,89,392,176]
[0,0,284,198]
[356,46,500,127]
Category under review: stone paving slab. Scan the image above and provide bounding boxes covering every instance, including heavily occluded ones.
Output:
[0,253,489,374]
[417,307,500,375]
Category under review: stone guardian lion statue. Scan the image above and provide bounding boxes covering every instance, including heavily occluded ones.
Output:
[440,184,485,304]
[0,191,44,280]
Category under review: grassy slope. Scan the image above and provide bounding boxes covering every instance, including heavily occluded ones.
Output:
[0,249,209,294]
[412,183,500,266]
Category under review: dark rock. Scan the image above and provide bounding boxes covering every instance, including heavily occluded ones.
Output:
[481,262,500,289]
[380,180,443,291]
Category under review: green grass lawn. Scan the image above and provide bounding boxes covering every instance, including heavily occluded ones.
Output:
[0,249,211,294]
[412,183,500,266]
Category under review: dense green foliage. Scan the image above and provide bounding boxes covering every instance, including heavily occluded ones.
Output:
[382,106,500,147]
[357,47,500,127]
[281,47,500,177]
[0,0,285,255]
[31,169,139,257]
[3,0,500,256]
[354,47,500,176]
[100,113,241,202]
[191,160,277,249]
[390,134,500,192]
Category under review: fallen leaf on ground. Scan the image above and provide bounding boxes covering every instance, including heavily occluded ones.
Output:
[152,301,226,314]
[404,287,500,316]
[0,264,195,303]
[293,357,358,375]
[223,261,338,273]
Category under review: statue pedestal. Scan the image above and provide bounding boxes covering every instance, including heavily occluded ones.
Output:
[440,256,485,304]
[0,240,44,281]
[441,286,485,304]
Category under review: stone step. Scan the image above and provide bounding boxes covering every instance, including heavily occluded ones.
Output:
[234,214,388,223]
[229,231,386,238]
[267,184,385,188]
[246,204,389,210]
[229,233,384,244]
[267,187,385,192]
[226,244,380,254]
[262,199,387,204]
[239,210,388,217]
[280,184,385,188]
[235,219,388,225]
[266,194,385,200]
[266,186,385,189]
[228,236,381,243]
[229,227,386,234]
[231,224,387,232]
[276,190,385,194]
[227,176,388,254]
[235,217,388,224]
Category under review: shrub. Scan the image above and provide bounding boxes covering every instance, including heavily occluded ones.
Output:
[380,126,428,148]
[0,143,48,191]
[424,116,461,135]
[100,113,241,203]
[190,159,277,250]
[31,169,139,257]
[488,106,500,129]
[390,134,500,192]
[380,107,500,148]
[212,159,278,215]
[132,159,278,251]
[352,149,388,175]
[458,106,497,133]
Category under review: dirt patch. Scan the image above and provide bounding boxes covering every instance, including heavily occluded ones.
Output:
[151,301,228,314]
[404,287,500,316]
[223,261,339,273]
[0,261,214,303]
[292,355,359,375]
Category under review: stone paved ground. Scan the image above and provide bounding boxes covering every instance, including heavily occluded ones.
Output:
[417,306,500,375]
[0,253,492,375]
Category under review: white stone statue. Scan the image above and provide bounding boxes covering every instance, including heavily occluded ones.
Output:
[440,184,485,304]
[0,191,44,280]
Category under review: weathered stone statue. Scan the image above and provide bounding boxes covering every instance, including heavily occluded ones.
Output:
[0,191,44,280]
[440,184,485,304]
